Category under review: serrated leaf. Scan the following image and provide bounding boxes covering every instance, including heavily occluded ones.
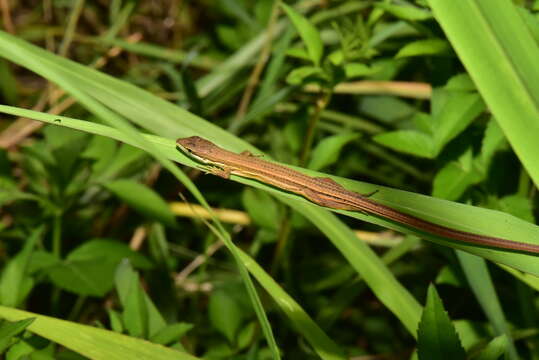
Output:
[373,130,434,158]
[417,285,466,360]
[281,3,323,66]
[396,38,451,58]
[105,179,176,227]
[308,133,359,171]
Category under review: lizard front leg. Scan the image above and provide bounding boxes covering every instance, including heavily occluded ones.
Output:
[205,166,231,179]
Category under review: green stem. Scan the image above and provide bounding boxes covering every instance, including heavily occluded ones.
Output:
[299,91,332,166]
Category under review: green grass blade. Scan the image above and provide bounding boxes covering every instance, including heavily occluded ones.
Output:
[457,252,518,359]
[427,0,539,187]
[237,248,346,360]
[0,306,198,360]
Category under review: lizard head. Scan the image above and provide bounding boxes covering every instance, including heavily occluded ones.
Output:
[176,136,217,162]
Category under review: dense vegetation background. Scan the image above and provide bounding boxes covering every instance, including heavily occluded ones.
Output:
[1,0,539,359]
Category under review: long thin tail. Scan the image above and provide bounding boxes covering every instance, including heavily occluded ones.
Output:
[356,197,539,254]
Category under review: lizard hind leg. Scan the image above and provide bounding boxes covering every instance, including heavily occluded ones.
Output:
[240,150,264,158]
[301,187,357,211]
[362,190,379,198]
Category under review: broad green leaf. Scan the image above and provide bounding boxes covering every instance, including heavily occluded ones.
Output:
[478,119,505,170]
[417,285,466,360]
[47,259,117,297]
[286,65,324,85]
[116,261,148,338]
[82,135,118,175]
[105,179,176,227]
[203,342,235,358]
[96,144,148,181]
[209,289,244,343]
[431,90,485,154]
[26,251,60,274]
[237,322,257,350]
[373,130,434,158]
[308,133,359,171]
[285,47,311,61]
[496,195,534,224]
[344,63,379,78]
[396,38,451,58]
[432,161,482,201]
[242,188,280,229]
[445,74,476,92]
[280,3,323,66]
[376,2,433,21]
[150,323,193,346]
[432,149,482,201]
[107,309,123,334]
[360,96,416,123]
[68,239,153,270]
[217,25,245,50]
[115,261,166,338]
[0,306,197,360]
